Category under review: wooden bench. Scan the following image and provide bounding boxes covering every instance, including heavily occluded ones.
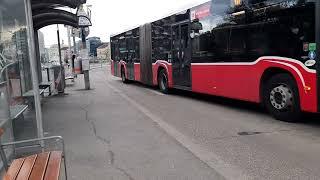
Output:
[0,130,67,180]
[4,151,62,180]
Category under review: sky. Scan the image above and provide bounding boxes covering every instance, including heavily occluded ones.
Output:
[41,0,209,48]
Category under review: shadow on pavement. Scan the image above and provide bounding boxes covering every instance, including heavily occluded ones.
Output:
[73,88,95,91]
[65,83,75,87]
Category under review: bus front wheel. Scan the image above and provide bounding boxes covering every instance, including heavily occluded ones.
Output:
[263,73,301,122]
[158,69,169,94]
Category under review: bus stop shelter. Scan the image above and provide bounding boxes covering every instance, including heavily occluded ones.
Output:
[0,0,86,164]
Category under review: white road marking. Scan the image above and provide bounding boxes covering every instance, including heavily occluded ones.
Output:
[191,56,316,73]
[107,82,250,180]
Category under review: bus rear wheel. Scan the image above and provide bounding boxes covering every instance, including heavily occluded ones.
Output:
[121,67,128,83]
[263,73,301,122]
[158,69,169,94]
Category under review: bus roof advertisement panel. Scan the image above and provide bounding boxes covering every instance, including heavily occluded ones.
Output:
[191,2,212,21]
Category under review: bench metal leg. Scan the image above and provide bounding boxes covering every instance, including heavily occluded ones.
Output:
[0,143,9,171]
[61,138,68,180]
[64,156,68,180]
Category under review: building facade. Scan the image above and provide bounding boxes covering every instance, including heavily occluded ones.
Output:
[38,31,48,63]
[48,43,68,64]
[97,43,110,61]
[86,37,102,57]
[48,44,59,63]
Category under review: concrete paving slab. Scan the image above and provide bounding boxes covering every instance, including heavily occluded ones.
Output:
[41,67,224,180]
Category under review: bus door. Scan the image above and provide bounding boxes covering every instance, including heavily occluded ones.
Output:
[172,22,191,88]
[114,43,120,77]
[126,37,135,80]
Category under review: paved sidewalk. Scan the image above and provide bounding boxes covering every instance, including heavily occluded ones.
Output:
[41,67,223,180]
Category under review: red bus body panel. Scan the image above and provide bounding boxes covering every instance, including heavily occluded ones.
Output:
[191,57,317,113]
[111,57,318,113]
[134,63,141,82]
[111,60,115,76]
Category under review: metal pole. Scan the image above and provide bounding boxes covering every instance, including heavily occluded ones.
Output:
[57,25,65,93]
[67,26,72,65]
[84,70,90,90]
[72,30,77,78]
[57,25,63,68]
[34,30,42,83]
[67,26,74,82]
[81,28,86,49]
[82,28,90,90]
[73,34,77,54]
[24,0,43,138]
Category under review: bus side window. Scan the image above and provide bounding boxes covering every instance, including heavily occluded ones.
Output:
[113,39,120,62]
[119,36,127,62]
[212,28,230,61]
[134,28,140,63]
[229,27,247,62]
[247,24,269,59]
[191,0,231,63]
[152,20,171,62]
[127,35,135,63]
[111,40,115,60]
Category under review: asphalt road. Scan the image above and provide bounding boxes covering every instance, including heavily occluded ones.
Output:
[44,65,320,179]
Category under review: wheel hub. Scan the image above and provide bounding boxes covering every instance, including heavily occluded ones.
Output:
[160,74,167,90]
[270,85,293,110]
[122,71,125,81]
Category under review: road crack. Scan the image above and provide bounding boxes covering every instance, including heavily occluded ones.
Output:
[116,167,135,180]
[80,103,135,180]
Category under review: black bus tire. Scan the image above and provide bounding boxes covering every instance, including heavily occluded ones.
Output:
[158,69,169,94]
[263,73,301,122]
[121,67,128,84]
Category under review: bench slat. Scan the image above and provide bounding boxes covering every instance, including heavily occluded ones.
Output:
[4,158,25,180]
[29,152,50,180]
[44,151,62,180]
[16,154,37,180]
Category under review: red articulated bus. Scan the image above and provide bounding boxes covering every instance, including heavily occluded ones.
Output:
[111,0,320,122]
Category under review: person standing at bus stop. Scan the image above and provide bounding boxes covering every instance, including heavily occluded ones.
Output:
[71,53,77,78]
